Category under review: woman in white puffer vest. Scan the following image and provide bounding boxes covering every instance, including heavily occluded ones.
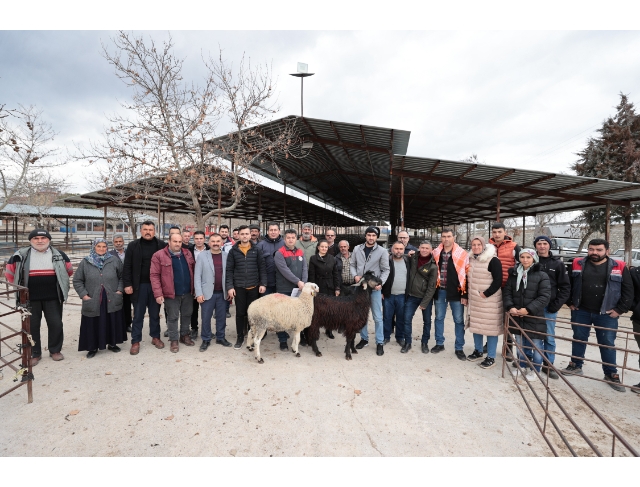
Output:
[465,236,503,368]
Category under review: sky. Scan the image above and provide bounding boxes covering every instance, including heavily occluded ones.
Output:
[2,29,640,197]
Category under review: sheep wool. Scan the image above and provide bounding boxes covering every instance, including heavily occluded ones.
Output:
[246,282,320,363]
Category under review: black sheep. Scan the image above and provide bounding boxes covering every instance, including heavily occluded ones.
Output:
[307,272,383,360]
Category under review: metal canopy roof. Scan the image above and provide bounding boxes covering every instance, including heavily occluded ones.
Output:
[390,156,640,228]
[211,116,640,230]
[61,175,362,228]
[209,116,411,223]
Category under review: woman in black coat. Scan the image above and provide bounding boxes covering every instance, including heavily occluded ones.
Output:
[503,248,551,380]
[309,240,341,339]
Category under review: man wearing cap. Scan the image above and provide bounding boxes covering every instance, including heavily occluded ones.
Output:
[249,224,261,245]
[295,223,318,264]
[351,226,390,356]
[6,229,74,366]
[534,235,571,379]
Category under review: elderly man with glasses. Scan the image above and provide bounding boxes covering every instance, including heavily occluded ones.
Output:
[323,228,340,257]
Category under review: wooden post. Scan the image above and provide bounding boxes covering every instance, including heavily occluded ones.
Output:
[400,176,405,231]
[103,207,107,239]
[217,182,222,229]
[605,202,611,243]
[496,190,501,222]
[157,199,161,235]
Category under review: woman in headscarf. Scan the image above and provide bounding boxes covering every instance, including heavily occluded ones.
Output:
[464,236,503,369]
[502,248,551,382]
[74,238,126,358]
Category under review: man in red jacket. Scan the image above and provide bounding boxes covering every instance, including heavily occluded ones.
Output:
[150,233,196,353]
[489,222,521,360]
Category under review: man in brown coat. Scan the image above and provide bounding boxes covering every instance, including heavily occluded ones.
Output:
[150,233,196,353]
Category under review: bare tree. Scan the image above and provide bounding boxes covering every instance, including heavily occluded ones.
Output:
[10,169,70,230]
[0,105,60,212]
[76,31,297,230]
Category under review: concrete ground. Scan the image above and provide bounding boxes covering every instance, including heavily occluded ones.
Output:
[1,289,638,457]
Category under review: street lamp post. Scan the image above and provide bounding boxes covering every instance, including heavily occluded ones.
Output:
[289,62,314,117]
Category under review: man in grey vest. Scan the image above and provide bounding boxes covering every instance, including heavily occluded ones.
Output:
[274,229,308,350]
[6,229,73,366]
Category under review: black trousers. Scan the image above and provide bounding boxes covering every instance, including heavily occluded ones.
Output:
[191,298,200,330]
[633,320,640,365]
[123,292,132,327]
[235,287,260,338]
[30,299,64,357]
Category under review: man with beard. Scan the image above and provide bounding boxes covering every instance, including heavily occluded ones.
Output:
[562,239,633,392]
[295,222,318,264]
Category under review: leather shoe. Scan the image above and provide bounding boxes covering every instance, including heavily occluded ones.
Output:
[376,344,384,356]
[455,350,467,361]
[151,337,165,349]
[126,325,132,333]
[190,328,198,340]
[87,350,97,359]
[108,345,121,353]
[130,342,140,355]
[421,343,429,354]
[180,334,195,346]
[30,356,42,367]
[396,338,406,347]
[431,344,445,353]
[199,340,210,352]
[170,340,179,353]
[216,338,232,347]
[401,343,411,353]
[50,352,64,361]
[164,330,169,338]
[280,342,288,351]
[383,337,390,345]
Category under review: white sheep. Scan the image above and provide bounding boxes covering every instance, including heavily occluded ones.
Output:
[246,282,320,364]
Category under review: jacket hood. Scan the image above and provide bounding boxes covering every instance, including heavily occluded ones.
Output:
[473,243,497,263]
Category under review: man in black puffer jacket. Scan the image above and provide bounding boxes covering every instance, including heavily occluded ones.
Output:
[534,235,571,378]
[225,225,267,349]
[503,249,551,379]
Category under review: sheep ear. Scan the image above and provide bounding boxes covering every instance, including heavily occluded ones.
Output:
[362,282,368,290]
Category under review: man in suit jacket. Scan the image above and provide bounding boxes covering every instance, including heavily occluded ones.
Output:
[194,233,231,351]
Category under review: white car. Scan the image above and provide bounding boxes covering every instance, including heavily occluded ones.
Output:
[610,248,640,267]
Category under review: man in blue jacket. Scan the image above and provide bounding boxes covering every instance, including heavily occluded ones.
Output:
[562,239,633,392]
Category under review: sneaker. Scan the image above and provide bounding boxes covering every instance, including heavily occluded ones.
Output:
[632,382,640,394]
[421,343,429,354]
[541,365,559,380]
[455,350,466,361]
[561,362,584,376]
[467,349,484,362]
[524,369,538,382]
[479,357,496,369]
[431,344,445,354]
[355,339,368,349]
[510,367,522,381]
[234,337,244,350]
[216,338,232,347]
[603,373,626,392]
[280,342,288,351]
[376,344,384,356]
[226,311,232,318]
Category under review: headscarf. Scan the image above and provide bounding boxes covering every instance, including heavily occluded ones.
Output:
[85,238,113,270]
[471,236,486,257]
[516,248,539,290]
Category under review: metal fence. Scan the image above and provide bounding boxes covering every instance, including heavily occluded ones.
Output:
[502,312,639,457]
[0,281,33,404]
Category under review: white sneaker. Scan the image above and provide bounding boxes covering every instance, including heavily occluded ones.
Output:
[524,369,538,382]
[510,366,521,380]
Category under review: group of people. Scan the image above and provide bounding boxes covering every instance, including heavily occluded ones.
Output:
[5,220,640,394]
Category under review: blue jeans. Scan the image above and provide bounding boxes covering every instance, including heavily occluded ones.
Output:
[200,291,227,341]
[383,294,406,341]
[515,334,544,372]
[434,289,465,350]
[571,309,619,375]
[131,282,161,344]
[360,290,384,345]
[404,295,433,344]
[474,334,498,359]
[543,307,557,364]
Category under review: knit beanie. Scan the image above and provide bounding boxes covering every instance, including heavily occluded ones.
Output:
[28,229,52,241]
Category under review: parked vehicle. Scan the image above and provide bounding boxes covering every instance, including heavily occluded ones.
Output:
[611,248,640,267]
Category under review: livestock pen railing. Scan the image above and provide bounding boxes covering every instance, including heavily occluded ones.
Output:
[0,281,33,404]
[502,312,639,457]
